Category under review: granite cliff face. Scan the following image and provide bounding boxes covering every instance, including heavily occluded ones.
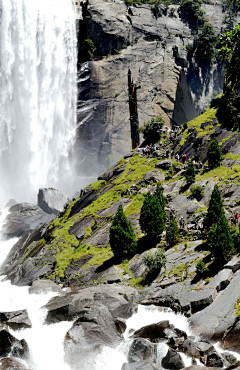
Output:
[76,0,227,176]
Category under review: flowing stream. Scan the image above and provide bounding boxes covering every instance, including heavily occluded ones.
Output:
[0,0,77,206]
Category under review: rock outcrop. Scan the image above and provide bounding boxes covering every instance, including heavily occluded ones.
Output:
[76,0,228,175]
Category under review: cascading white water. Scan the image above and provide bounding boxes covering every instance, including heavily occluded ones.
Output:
[0,0,77,206]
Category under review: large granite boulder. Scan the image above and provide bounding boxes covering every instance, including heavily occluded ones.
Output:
[44,284,138,324]
[37,188,69,215]
[132,321,170,341]
[161,348,184,369]
[0,310,32,330]
[64,303,121,369]
[0,330,29,359]
[128,338,158,364]
[29,279,62,294]
[2,203,55,238]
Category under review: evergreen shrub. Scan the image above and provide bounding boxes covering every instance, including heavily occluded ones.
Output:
[207,137,222,169]
[166,218,180,247]
[139,184,166,238]
[109,204,137,261]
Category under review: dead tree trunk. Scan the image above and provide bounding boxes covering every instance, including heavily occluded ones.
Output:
[128,69,140,149]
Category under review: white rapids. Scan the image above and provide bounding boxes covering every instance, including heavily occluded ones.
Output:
[0,0,77,206]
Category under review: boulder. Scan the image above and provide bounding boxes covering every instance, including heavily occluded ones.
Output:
[0,310,32,330]
[114,317,127,334]
[11,339,29,359]
[128,338,157,364]
[29,279,62,294]
[37,188,69,215]
[206,352,225,368]
[0,358,30,370]
[133,321,170,341]
[137,170,165,185]
[195,341,214,359]
[181,338,196,357]
[64,303,121,369]
[155,160,172,170]
[2,203,55,238]
[0,330,16,357]
[0,330,29,359]
[44,284,138,323]
[161,348,184,369]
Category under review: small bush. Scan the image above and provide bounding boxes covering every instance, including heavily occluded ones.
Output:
[190,185,204,201]
[143,248,167,271]
[139,116,165,144]
[79,39,95,62]
[196,260,209,274]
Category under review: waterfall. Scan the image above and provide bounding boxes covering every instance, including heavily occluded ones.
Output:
[0,0,77,206]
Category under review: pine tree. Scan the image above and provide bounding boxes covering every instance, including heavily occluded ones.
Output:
[207,137,222,169]
[139,186,166,239]
[109,204,137,261]
[204,184,224,230]
[166,218,180,247]
[185,162,195,183]
[153,184,167,223]
[208,213,234,262]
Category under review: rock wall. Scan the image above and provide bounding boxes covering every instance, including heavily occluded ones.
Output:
[76,0,227,176]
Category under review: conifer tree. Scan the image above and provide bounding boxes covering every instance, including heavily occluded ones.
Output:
[207,137,222,169]
[208,213,234,262]
[204,184,224,230]
[185,162,195,183]
[140,185,166,238]
[166,218,180,247]
[109,204,137,261]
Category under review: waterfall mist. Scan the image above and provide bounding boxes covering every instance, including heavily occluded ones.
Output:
[0,0,77,206]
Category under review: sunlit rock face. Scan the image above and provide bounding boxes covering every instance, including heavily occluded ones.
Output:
[76,0,226,176]
[0,0,77,206]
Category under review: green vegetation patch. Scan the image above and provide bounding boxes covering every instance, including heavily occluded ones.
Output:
[90,180,106,192]
[125,194,145,218]
[235,297,240,317]
[179,105,219,147]
[196,166,235,182]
